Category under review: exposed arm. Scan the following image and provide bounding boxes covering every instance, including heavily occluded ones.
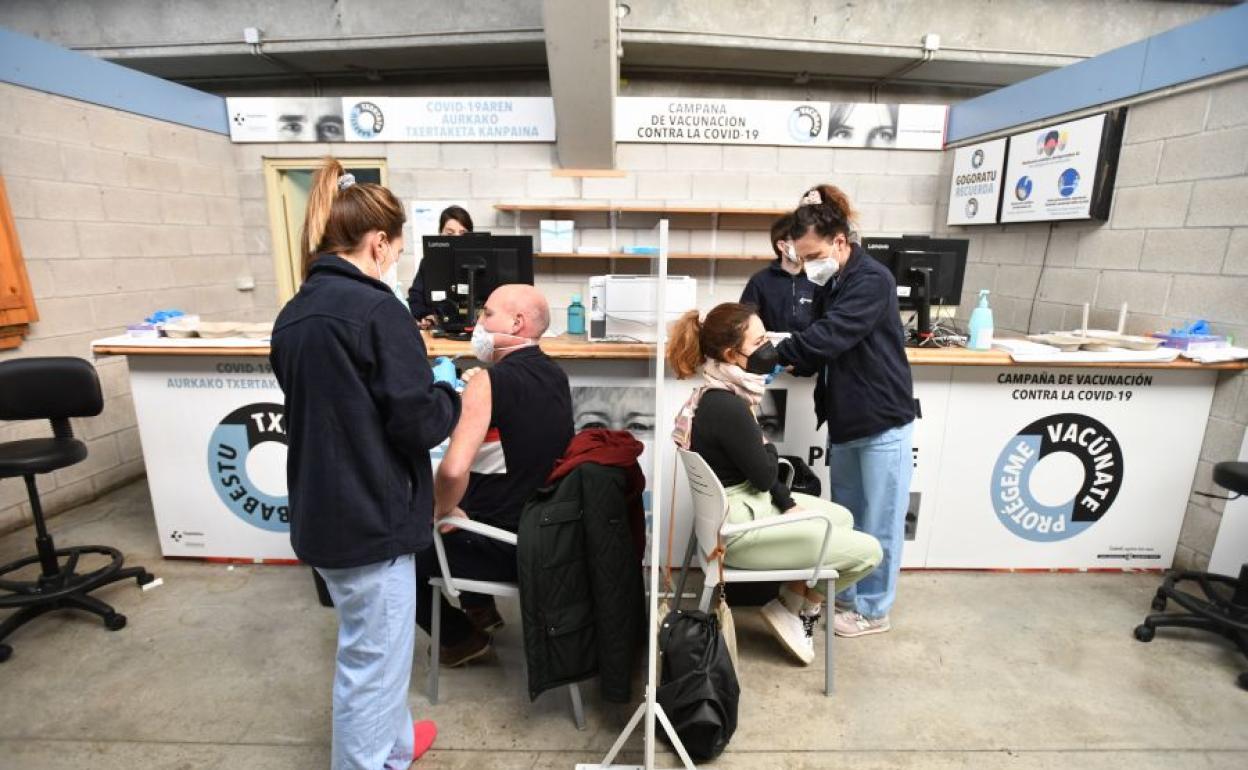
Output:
[433,369,492,520]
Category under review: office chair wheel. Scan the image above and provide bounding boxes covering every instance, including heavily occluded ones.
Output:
[1151,593,1168,612]
[0,643,10,663]
[1133,624,1155,642]
[104,613,127,631]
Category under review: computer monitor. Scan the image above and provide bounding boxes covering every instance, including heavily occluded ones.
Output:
[861,235,969,343]
[420,233,534,336]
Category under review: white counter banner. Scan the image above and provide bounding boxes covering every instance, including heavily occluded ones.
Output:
[226,97,556,142]
[130,356,297,561]
[616,98,947,150]
[925,367,1216,569]
[947,138,1007,225]
[1000,113,1107,223]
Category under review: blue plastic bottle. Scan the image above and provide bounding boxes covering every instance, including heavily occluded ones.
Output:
[567,294,586,335]
[968,289,994,350]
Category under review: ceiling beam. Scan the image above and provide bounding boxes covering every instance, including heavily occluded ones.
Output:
[542,0,617,169]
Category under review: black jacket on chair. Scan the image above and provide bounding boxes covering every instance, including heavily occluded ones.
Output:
[518,463,643,703]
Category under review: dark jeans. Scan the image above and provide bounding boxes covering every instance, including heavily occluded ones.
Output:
[415,529,518,645]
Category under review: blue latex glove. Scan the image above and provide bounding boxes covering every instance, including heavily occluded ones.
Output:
[145,309,185,324]
[763,363,785,385]
[431,356,463,390]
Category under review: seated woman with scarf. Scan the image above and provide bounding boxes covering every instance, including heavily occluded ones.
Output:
[668,303,881,665]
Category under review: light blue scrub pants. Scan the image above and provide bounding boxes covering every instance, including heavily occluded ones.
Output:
[315,554,417,770]
[830,421,915,620]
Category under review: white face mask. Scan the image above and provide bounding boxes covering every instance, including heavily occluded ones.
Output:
[804,257,840,286]
[382,260,409,309]
[374,245,408,309]
[470,322,497,363]
[782,241,799,264]
[470,319,532,363]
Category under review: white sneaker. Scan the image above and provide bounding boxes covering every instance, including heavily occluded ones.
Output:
[761,598,815,665]
[832,610,891,638]
[800,608,822,646]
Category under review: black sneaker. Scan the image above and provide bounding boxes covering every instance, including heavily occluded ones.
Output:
[464,602,505,634]
[440,628,492,668]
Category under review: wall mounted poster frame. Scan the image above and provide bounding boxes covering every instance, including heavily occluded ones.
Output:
[1000,109,1125,223]
[947,138,1008,225]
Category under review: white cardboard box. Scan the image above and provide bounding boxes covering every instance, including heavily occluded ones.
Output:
[540,220,574,252]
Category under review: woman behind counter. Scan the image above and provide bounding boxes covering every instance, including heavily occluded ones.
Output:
[271,157,462,768]
[408,205,474,328]
[669,303,882,665]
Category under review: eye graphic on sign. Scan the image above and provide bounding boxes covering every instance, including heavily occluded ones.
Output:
[990,413,1123,542]
[965,197,979,218]
[207,403,290,532]
[971,148,984,169]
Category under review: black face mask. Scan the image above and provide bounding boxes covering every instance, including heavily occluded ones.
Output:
[743,341,779,375]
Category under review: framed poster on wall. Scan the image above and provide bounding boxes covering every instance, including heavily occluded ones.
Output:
[999,110,1125,223]
[946,138,1007,226]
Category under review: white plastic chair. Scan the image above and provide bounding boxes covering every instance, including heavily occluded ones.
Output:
[674,449,839,695]
[427,516,586,729]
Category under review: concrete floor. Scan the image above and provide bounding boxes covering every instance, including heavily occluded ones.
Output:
[0,480,1245,769]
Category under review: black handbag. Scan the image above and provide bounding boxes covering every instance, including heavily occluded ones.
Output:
[656,607,740,761]
[780,454,822,497]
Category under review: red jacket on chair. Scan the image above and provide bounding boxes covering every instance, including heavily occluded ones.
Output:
[547,428,647,562]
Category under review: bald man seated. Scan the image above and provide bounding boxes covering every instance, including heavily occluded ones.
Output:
[416,284,574,666]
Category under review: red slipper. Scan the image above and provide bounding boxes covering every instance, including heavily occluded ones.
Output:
[412,720,437,762]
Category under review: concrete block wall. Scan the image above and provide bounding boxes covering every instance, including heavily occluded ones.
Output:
[239,140,948,331]
[942,77,1248,570]
[0,82,255,535]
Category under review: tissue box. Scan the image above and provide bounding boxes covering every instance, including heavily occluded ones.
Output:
[540,220,574,253]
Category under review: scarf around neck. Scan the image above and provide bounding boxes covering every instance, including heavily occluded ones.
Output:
[672,358,767,449]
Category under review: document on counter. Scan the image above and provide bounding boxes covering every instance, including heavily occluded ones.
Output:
[1181,346,1248,364]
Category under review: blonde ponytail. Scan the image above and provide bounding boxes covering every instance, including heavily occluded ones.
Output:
[666,303,757,379]
[301,157,345,278]
[667,309,704,379]
[299,156,406,280]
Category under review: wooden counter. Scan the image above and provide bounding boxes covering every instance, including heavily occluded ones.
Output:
[422,334,653,360]
[903,346,1247,370]
[92,334,1246,370]
[91,333,654,361]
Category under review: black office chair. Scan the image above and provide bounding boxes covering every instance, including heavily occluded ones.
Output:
[0,357,155,663]
[1134,461,1248,690]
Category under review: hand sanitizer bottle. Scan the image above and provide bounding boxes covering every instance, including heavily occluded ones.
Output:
[567,294,586,336]
[968,289,994,350]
